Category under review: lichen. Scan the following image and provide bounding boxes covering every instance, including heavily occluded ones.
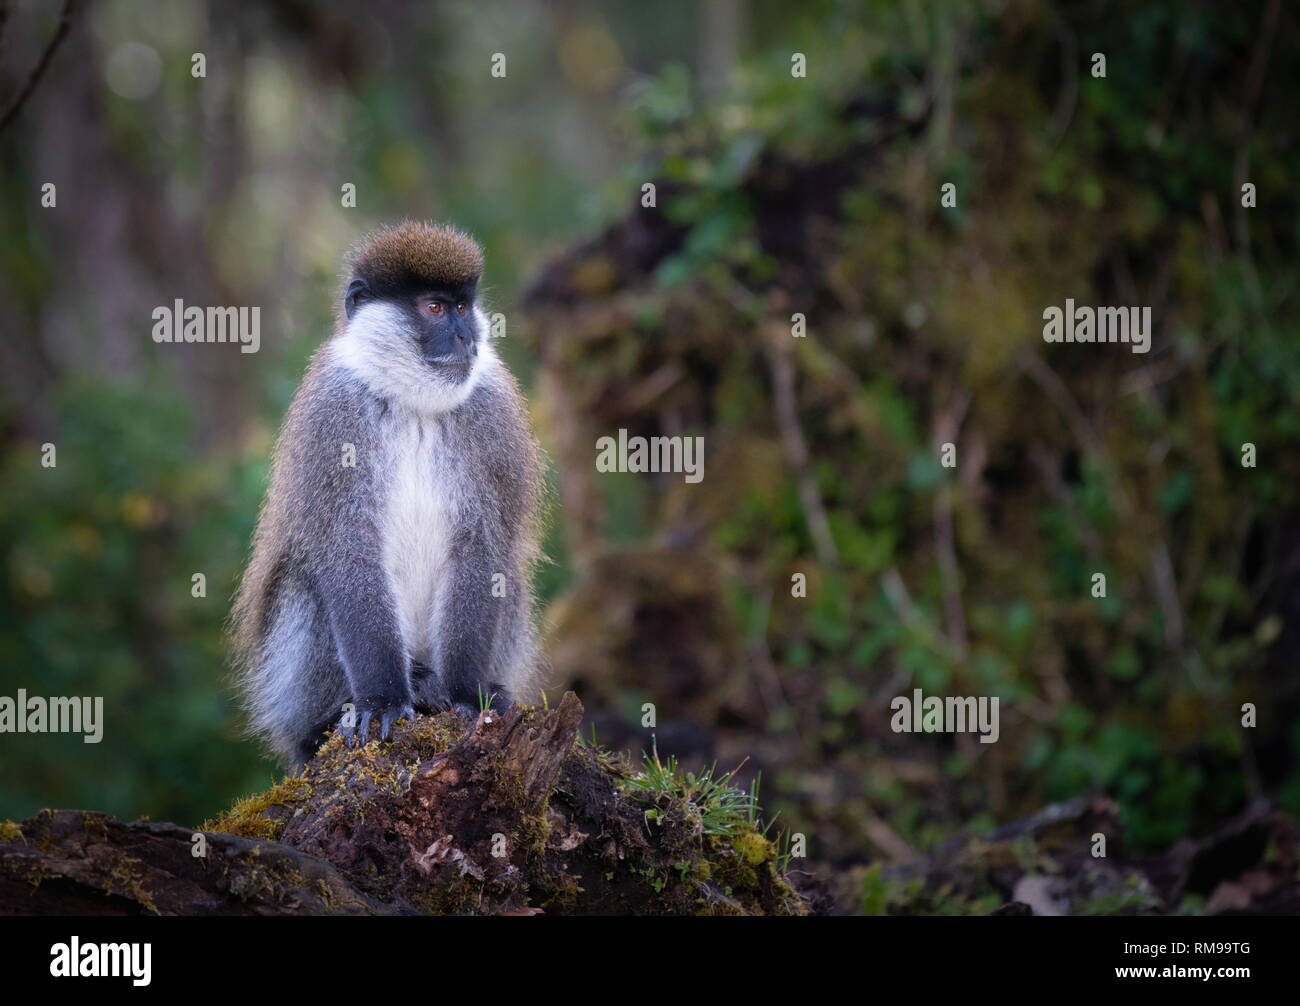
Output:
[102,853,159,914]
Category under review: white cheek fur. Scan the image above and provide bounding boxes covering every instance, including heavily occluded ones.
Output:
[329,300,493,415]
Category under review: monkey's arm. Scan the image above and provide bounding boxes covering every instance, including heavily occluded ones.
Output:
[312,539,415,743]
[290,375,414,743]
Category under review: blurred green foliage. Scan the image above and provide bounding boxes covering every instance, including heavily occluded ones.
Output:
[522,0,1300,867]
[0,372,265,822]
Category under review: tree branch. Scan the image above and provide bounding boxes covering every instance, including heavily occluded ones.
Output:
[0,0,77,135]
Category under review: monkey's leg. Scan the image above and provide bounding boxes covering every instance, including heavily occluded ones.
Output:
[410,657,453,713]
[313,552,415,745]
[258,582,349,766]
[434,532,512,715]
[487,585,537,705]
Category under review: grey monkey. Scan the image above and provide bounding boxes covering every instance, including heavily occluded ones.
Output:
[231,221,543,767]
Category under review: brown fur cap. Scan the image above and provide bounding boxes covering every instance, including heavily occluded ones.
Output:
[349,220,484,292]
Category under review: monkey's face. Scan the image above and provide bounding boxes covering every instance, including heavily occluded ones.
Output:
[343,275,481,385]
[408,286,480,374]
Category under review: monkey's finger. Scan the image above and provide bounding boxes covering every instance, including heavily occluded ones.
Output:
[379,704,415,741]
[356,710,373,744]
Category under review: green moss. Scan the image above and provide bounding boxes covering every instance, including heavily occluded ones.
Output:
[489,753,529,810]
[402,715,459,757]
[512,807,551,862]
[409,872,482,916]
[711,848,757,890]
[536,870,582,912]
[730,828,774,867]
[202,773,312,841]
[0,820,23,843]
[12,861,53,888]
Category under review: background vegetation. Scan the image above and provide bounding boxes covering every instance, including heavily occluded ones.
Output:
[0,0,1296,914]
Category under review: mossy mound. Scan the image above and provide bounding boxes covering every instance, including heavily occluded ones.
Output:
[204,693,809,915]
[204,709,463,843]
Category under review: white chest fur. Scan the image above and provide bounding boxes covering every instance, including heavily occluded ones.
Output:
[378,413,458,665]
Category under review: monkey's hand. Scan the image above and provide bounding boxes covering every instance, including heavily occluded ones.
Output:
[340,694,416,747]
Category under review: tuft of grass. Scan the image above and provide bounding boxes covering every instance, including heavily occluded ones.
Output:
[624,736,757,837]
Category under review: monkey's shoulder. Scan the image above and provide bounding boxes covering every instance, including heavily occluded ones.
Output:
[451,365,541,516]
[284,362,388,449]
[264,364,390,516]
[458,364,533,442]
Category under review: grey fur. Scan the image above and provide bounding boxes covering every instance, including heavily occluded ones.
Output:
[232,302,542,768]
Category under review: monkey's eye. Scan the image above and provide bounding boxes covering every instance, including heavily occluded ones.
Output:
[456,303,466,314]
[428,302,442,315]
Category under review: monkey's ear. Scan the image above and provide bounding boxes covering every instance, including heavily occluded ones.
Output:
[344,278,371,320]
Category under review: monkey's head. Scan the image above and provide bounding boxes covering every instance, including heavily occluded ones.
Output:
[336,221,489,406]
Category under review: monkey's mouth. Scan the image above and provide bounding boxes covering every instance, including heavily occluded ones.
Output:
[421,343,476,371]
